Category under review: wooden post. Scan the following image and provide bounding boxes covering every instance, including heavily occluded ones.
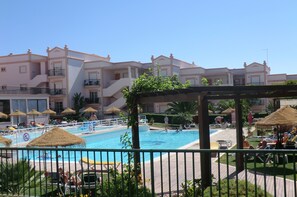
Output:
[235,97,244,172]
[198,95,211,189]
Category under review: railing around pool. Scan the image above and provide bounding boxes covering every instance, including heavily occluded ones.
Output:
[0,147,296,196]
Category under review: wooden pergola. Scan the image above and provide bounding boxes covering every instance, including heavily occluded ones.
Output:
[131,85,297,188]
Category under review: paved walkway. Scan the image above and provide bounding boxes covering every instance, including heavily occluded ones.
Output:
[143,127,296,196]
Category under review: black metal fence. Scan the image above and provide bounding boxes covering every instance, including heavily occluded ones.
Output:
[0,147,296,196]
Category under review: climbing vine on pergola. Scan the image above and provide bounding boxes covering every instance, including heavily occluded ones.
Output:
[123,71,190,128]
[122,70,190,174]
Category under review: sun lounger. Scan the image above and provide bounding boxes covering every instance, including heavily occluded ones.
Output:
[80,157,121,171]
[216,140,232,149]
[210,142,219,157]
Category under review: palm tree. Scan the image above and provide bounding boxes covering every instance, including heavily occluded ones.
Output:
[166,101,197,127]
[0,159,45,196]
[72,92,85,114]
[166,101,197,114]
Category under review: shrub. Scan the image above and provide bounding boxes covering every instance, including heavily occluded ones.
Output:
[96,166,153,197]
[204,179,272,197]
[180,178,272,197]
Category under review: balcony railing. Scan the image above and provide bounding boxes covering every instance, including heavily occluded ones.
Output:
[0,86,49,94]
[84,79,100,86]
[85,97,100,104]
[0,147,296,196]
[49,88,66,95]
[246,82,265,86]
[48,69,65,77]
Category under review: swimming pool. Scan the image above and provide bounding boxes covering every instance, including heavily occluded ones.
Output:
[3,125,114,145]
[26,126,218,163]
[66,125,113,134]
[84,126,217,149]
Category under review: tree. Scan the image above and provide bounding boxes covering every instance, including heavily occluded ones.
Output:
[166,101,197,114]
[165,101,197,127]
[201,77,209,86]
[214,79,223,86]
[72,92,84,114]
[216,100,235,112]
[0,159,45,196]
[284,80,297,85]
[216,99,251,123]
[123,70,190,127]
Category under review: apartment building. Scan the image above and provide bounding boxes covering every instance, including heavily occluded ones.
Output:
[1,46,296,124]
[0,50,49,124]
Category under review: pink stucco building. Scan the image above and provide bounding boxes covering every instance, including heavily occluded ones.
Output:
[0,45,296,125]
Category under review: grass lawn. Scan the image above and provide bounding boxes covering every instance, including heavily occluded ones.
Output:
[219,137,297,180]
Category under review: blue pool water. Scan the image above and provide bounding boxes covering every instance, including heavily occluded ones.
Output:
[3,125,113,145]
[25,126,218,163]
[84,126,217,149]
[66,125,113,134]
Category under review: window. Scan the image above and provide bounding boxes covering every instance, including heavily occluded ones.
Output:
[1,85,7,90]
[53,62,62,69]
[90,92,98,103]
[122,72,128,78]
[89,72,98,80]
[251,76,261,85]
[1,67,6,72]
[53,62,62,75]
[19,65,27,73]
[186,78,196,86]
[160,69,168,76]
[28,99,47,112]
[54,102,63,113]
[115,73,120,80]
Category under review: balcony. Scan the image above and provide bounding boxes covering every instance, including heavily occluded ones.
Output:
[246,82,265,86]
[49,88,66,95]
[0,86,49,95]
[85,97,100,104]
[48,69,65,77]
[84,79,100,86]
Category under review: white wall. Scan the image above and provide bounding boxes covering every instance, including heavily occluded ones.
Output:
[67,59,85,107]
[0,62,31,87]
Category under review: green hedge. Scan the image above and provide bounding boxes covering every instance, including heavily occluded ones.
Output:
[143,113,229,125]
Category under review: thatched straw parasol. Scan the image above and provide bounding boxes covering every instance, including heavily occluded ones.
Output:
[9,110,26,125]
[61,107,76,115]
[42,109,56,116]
[255,106,297,128]
[26,127,85,147]
[105,106,121,118]
[222,107,235,114]
[0,136,12,146]
[27,109,42,122]
[83,107,97,113]
[105,106,121,114]
[26,127,85,186]
[0,112,8,119]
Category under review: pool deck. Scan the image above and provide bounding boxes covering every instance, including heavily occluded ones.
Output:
[144,127,295,196]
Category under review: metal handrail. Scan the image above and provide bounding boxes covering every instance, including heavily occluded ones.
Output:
[0,147,296,196]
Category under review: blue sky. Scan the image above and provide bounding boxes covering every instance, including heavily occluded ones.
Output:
[1,0,296,74]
